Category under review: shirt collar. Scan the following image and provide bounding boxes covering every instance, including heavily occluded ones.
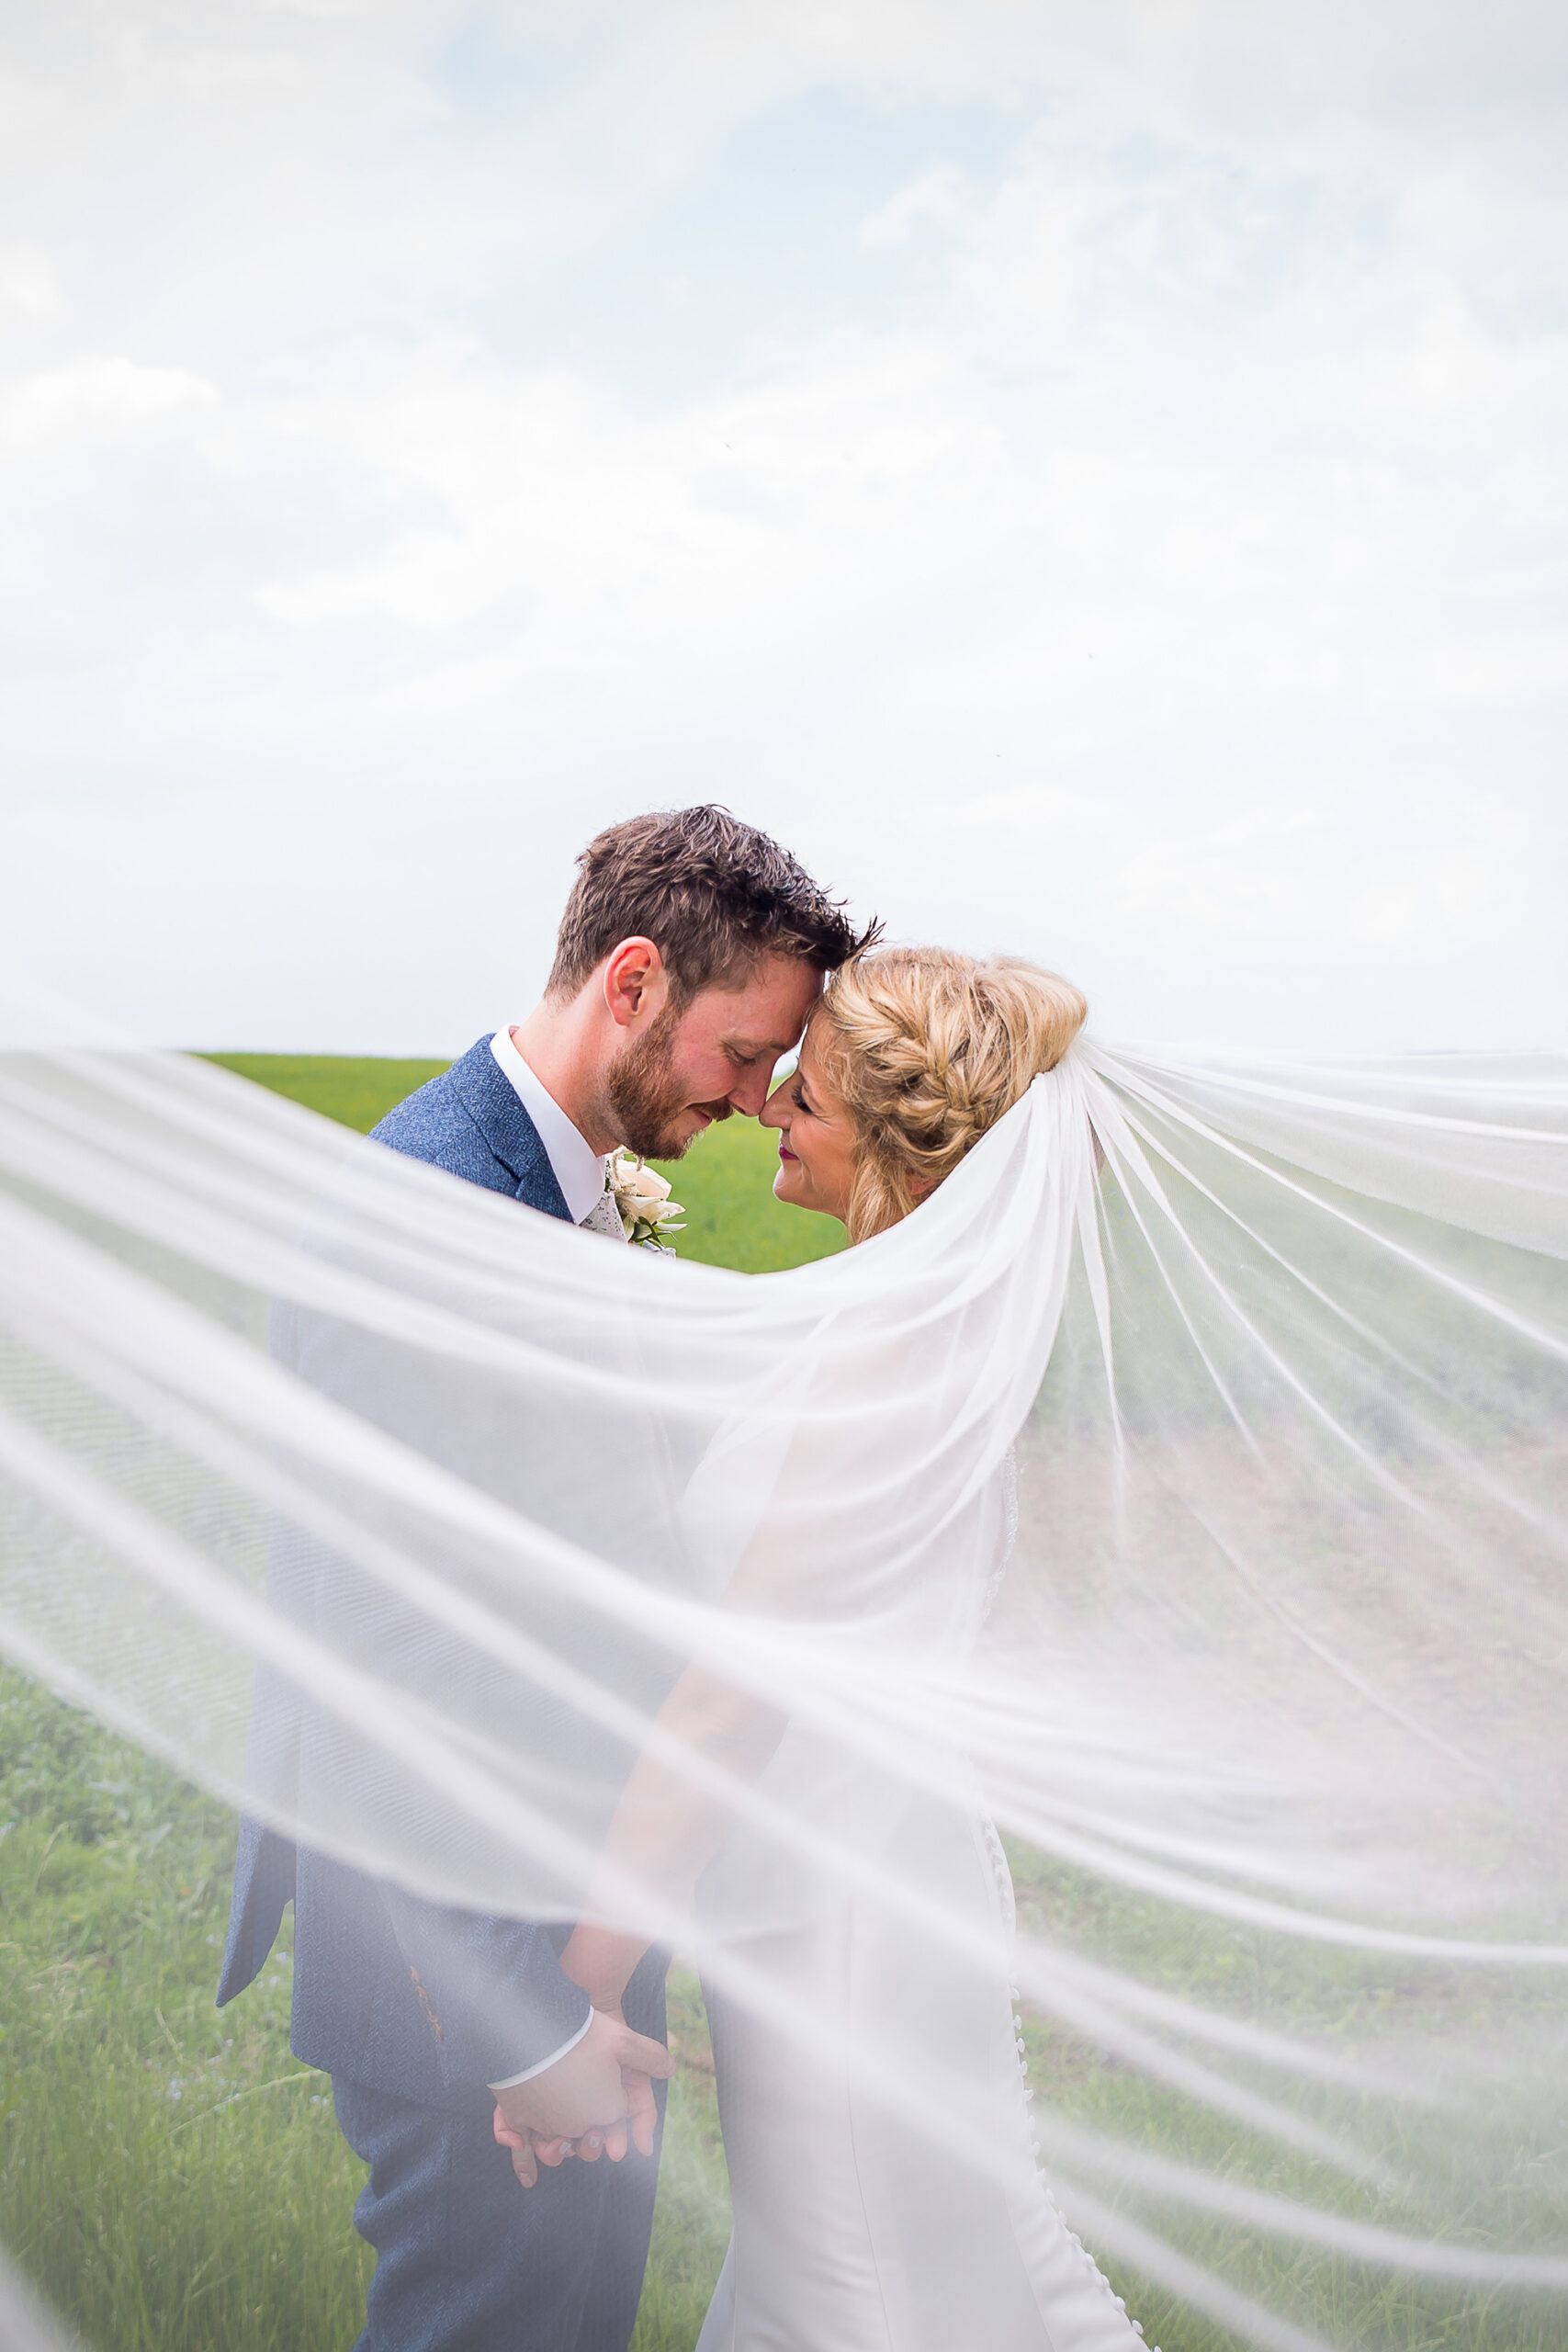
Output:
[489,1030,608,1225]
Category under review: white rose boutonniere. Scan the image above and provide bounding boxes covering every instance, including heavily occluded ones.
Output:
[605,1149,685,1250]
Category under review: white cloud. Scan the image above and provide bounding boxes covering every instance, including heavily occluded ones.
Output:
[0,244,62,320]
[5,354,215,433]
[0,3,1563,1051]
[859,165,971,249]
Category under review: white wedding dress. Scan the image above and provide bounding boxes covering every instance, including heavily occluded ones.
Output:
[692,1458,1146,2352]
[694,1782,1145,2352]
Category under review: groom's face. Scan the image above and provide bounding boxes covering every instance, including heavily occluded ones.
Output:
[607,952,823,1160]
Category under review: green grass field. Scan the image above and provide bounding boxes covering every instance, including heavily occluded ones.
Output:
[205,1053,844,1274]
[4,1060,1560,2352]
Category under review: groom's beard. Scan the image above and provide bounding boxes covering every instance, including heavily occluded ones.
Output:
[606,1003,734,1161]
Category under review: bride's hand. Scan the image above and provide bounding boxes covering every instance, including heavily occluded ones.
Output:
[492,2103,632,2181]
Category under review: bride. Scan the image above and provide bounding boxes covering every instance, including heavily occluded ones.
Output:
[499,947,1148,2352]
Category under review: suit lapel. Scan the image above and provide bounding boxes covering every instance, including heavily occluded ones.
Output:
[448,1040,573,1222]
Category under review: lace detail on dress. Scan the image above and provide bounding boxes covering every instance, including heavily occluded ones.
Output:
[978,1815,1158,2350]
[979,1447,1021,1627]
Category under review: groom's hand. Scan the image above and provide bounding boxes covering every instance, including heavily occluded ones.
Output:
[491,2008,671,2188]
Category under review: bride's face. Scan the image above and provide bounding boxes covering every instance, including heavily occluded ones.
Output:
[759,1026,860,1225]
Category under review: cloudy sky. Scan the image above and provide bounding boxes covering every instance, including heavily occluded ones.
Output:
[2,1,1564,1052]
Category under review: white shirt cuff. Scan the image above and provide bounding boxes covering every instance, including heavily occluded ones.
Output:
[487,2007,593,2092]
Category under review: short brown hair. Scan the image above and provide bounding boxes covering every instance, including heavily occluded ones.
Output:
[547,806,876,1005]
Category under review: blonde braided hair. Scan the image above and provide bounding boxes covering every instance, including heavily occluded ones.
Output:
[810,948,1087,1245]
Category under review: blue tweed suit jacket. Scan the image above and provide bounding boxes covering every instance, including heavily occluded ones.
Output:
[217,1038,595,2099]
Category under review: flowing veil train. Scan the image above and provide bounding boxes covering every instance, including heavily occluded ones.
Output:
[0,981,1564,2349]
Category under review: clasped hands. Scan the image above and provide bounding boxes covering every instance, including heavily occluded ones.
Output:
[491,1969,670,2191]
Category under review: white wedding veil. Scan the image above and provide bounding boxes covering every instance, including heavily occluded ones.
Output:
[1,981,1564,2349]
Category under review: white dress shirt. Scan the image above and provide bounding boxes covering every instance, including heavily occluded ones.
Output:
[485,1028,605,2090]
[490,1026,609,1226]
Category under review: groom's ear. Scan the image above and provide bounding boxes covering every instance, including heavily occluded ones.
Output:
[602,936,671,1031]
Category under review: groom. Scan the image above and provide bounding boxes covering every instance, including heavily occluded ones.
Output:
[218,806,869,2352]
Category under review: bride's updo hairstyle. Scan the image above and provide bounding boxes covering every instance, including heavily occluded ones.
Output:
[810,947,1087,1245]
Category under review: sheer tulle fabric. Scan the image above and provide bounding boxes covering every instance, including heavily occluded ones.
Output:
[1,991,1564,2347]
